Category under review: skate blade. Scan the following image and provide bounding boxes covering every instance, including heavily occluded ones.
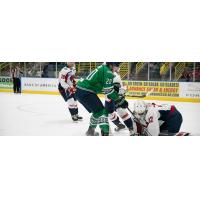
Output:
[176,132,190,136]
[114,127,127,132]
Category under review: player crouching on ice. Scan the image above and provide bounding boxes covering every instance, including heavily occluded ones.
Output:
[105,71,135,136]
[58,62,83,122]
[131,100,189,136]
[76,62,129,136]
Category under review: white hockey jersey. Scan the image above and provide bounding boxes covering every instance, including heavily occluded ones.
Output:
[134,103,172,136]
[113,72,126,95]
[58,66,76,89]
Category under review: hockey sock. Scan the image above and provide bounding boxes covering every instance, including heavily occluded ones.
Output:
[68,108,77,116]
[74,108,78,115]
[90,115,98,129]
[109,112,122,126]
[74,101,78,115]
[123,118,133,130]
[99,115,109,134]
[91,109,110,134]
[113,117,123,126]
[67,98,77,116]
[98,109,109,134]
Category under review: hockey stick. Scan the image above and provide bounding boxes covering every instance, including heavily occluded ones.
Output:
[126,88,154,98]
[126,94,146,98]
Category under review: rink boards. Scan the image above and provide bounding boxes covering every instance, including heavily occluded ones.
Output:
[0,76,200,103]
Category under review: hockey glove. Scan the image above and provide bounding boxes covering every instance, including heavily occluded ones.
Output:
[115,96,129,109]
[73,80,77,87]
[113,83,121,93]
[67,86,76,95]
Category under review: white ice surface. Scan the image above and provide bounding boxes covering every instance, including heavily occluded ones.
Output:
[0,93,200,136]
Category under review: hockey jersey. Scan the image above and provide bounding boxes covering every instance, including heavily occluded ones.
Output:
[58,66,76,90]
[134,103,174,136]
[77,65,120,101]
[113,72,126,96]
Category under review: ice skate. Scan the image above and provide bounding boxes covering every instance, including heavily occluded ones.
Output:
[101,129,109,136]
[86,127,99,136]
[129,129,137,136]
[176,132,190,136]
[72,115,78,122]
[114,123,126,132]
[76,114,83,121]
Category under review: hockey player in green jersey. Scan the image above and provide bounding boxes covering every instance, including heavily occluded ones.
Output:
[76,62,128,136]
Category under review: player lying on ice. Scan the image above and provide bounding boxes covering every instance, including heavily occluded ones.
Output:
[130,100,190,136]
[76,62,130,136]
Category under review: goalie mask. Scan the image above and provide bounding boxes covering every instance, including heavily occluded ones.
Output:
[133,100,147,115]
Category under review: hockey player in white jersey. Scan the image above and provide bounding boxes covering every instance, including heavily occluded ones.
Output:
[132,100,189,136]
[105,71,136,136]
[58,62,83,122]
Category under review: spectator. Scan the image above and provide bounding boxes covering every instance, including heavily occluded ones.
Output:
[41,65,49,78]
[149,62,161,81]
[181,67,192,82]
[129,62,136,80]
[194,66,200,81]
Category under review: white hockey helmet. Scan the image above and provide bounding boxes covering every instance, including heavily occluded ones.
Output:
[67,62,76,68]
[133,100,147,115]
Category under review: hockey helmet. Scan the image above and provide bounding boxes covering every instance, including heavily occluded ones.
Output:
[106,62,121,67]
[67,62,76,68]
[133,100,147,115]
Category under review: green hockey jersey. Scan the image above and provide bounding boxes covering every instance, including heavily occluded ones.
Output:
[77,64,119,100]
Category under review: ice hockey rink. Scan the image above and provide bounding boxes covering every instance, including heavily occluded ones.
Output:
[0,92,200,136]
